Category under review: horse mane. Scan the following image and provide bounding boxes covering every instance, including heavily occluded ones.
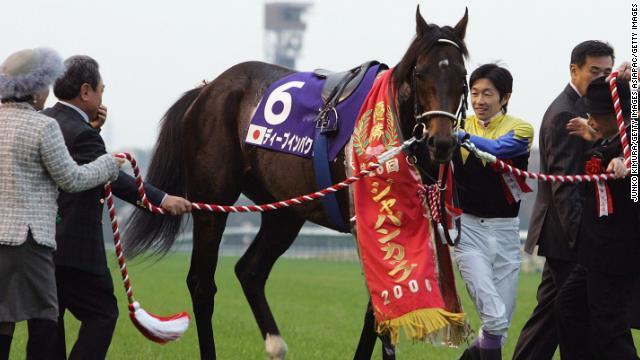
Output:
[393,24,468,91]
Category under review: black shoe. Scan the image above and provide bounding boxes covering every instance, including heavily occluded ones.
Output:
[0,334,12,360]
[458,345,481,360]
[479,347,501,360]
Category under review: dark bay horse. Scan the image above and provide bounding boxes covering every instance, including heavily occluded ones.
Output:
[123,7,469,360]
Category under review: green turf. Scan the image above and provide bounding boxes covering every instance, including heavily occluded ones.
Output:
[8,254,637,359]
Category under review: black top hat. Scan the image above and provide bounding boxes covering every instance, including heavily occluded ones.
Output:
[577,76,631,117]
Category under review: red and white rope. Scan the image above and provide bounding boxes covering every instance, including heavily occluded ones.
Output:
[105,183,135,305]
[115,139,412,214]
[105,182,189,344]
[465,71,631,183]
[103,141,411,343]
[427,184,442,222]
[608,72,631,168]
[103,72,629,342]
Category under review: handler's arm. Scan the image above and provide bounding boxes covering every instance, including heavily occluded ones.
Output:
[73,129,167,208]
[545,111,588,248]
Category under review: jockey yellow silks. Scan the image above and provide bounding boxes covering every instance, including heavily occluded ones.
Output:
[351,69,468,345]
[460,114,533,164]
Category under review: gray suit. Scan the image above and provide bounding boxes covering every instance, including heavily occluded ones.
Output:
[514,84,591,360]
[0,102,118,249]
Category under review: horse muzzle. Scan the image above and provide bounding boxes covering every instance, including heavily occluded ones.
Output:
[426,134,458,163]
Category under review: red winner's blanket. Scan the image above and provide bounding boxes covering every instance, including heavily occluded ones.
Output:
[351,69,467,345]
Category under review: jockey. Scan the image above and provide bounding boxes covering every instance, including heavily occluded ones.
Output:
[453,64,534,360]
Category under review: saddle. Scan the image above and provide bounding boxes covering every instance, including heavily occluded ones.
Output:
[311,61,383,233]
[314,61,380,105]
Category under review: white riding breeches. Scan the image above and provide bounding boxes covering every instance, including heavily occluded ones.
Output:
[453,213,521,336]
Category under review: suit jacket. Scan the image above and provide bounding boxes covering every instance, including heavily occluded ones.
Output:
[43,102,165,274]
[524,84,592,261]
[0,102,118,249]
[578,127,640,275]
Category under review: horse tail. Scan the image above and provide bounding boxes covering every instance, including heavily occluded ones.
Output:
[122,86,203,258]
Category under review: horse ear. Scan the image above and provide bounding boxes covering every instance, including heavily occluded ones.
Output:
[453,7,469,40]
[416,5,429,37]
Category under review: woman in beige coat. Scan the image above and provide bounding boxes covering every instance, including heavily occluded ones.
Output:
[0,48,124,360]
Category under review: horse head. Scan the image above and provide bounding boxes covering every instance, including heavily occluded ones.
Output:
[394,6,469,163]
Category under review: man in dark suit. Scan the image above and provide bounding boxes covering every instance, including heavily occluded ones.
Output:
[513,41,614,360]
[556,76,637,359]
[44,55,191,359]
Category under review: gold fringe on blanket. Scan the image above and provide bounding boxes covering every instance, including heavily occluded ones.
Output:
[376,308,471,346]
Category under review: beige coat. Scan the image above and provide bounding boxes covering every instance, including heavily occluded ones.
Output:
[0,102,119,248]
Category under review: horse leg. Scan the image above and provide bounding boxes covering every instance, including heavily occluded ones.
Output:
[186,165,241,359]
[234,209,305,360]
[188,212,232,360]
[354,300,377,360]
[353,299,396,360]
[379,332,396,360]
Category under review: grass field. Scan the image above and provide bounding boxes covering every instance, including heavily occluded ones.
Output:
[9,254,639,359]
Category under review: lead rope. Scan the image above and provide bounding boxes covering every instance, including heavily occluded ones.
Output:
[104,138,415,343]
[106,72,629,342]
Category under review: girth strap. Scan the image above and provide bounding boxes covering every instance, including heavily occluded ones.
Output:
[312,64,376,232]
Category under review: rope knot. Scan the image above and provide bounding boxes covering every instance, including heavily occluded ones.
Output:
[421,183,441,222]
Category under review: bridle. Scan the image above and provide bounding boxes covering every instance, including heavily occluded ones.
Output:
[411,38,469,140]
[406,37,467,246]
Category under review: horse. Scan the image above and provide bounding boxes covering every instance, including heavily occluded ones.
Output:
[122,6,469,360]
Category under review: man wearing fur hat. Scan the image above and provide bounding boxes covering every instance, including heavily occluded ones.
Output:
[40,55,191,359]
[555,77,637,359]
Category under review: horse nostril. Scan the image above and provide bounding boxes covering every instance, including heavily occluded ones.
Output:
[426,136,436,148]
[427,136,457,161]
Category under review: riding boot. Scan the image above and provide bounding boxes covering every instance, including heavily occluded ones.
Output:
[479,347,502,360]
[0,335,12,360]
[477,330,502,360]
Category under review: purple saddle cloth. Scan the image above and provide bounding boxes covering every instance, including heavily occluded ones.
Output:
[245,64,381,160]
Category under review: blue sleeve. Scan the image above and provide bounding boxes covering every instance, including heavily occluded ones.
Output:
[458,130,530,158]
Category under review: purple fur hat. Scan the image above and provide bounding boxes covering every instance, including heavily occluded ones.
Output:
[0,47,64,99]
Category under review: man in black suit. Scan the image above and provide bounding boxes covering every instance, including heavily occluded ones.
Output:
[44,55,191,359]
[556,76,637,359]
[513,41,614,360]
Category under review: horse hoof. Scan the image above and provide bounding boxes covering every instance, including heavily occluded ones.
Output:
[265,333,288,360]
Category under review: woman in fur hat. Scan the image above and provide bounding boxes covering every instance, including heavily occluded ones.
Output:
[0,47,124,359]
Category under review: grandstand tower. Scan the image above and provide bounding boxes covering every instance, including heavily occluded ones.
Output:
[264,2,311,69]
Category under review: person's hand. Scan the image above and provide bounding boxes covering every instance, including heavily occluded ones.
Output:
[606,157,628,178]
[566,117,597,141]
[160,195,192,215]
[115,156,126,168]
[90,105,107,130]
[616,62,631,81]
